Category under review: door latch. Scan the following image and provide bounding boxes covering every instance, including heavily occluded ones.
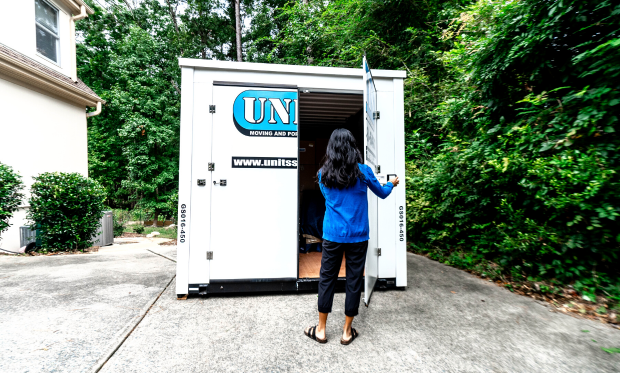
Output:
[208,163,215,171]
[206,251,213,260]
[209,105,216,114]
[376,165,381,174]
[213,179,227,186]
[377,248,382,256]
[197,179,206,186]
[373,111,380,120]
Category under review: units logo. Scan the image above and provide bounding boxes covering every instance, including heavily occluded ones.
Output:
[233,90,298,137]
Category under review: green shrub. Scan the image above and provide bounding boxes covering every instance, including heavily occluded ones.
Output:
[133,225,145,234]
[28,172,106,251]
[0,163,24,242]
[406,0,620,301]
[111,209,130,237]
[113,217,125,237]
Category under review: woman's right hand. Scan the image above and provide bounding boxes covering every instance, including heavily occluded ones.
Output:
[390,176,400,187]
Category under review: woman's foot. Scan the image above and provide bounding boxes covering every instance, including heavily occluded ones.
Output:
[340,327,358,345]
[305,325,327,343]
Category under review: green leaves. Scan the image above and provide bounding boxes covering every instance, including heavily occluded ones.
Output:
[78,1,182,214]
[0,163,24,240]
[405,0,620,302]
[27,172,106,251]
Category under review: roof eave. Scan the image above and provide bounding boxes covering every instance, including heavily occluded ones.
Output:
[0,52,103,107]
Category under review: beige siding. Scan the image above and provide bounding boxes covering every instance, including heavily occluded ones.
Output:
[0,78,87,252]
[0,0,73,78]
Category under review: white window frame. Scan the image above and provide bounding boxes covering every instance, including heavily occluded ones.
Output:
[35,0,61,66]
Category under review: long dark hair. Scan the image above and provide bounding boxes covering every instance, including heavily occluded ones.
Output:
[318,128,364,189]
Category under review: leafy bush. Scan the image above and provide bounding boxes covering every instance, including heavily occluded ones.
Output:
[0,163,24,241]
[111,208,130,237]
[133,225,145,234]
[113,217,124,237]
[28,172,106,251]
[406,0,620,301]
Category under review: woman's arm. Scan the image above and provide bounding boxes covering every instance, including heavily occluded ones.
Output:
[363,165,394,199]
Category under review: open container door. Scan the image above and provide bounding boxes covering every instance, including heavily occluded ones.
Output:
[209,83,299,284]
[362,57,379,306]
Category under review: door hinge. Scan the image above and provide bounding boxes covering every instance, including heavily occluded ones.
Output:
[206,251,213,260]
[208,163,215,171]
[209,105,216,114]
[377,248,382,256]
[376,165,381,174]
[373,111,380,120]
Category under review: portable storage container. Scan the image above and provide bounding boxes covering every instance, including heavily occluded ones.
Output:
[176,58,407,306]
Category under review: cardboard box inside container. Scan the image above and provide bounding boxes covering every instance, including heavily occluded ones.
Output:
[299,141,315,164]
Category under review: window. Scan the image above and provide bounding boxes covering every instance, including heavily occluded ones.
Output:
[35,0,60,64]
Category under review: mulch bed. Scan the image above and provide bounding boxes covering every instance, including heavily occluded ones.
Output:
[25,247,100,256]
[159,239,177,246]
[120,232,146,238]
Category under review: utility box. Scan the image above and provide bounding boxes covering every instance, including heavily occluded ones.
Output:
[93,211,114,247]
[176,58,407,305]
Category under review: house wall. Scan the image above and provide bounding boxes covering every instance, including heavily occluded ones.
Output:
[0,0,73,78]
[0,78,87,252]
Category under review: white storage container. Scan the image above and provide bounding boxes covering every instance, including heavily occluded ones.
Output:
[176,58,407,306]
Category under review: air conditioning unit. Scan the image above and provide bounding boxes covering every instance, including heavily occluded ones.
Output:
[19,226,37,247]
[93,211,114,247]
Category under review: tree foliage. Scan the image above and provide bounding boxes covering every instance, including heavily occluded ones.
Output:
[76,0,620,299]
[406,0,620,300]
[0,163,24,241]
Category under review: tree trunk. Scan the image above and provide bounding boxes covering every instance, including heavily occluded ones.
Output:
[235,0,242,62]
[303,0,312,64]
[152,210,159,227]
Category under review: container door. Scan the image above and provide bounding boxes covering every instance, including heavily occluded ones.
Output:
[209,84,299,280]
[362,57,379,306]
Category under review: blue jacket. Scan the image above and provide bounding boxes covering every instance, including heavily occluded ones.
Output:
[318,163,393,243]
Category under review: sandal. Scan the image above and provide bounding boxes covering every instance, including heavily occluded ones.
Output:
[340,327,358,345]
[305,325,327,344]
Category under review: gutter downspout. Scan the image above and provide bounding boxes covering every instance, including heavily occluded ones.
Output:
[87,101,102,118]
[70,5,87,83]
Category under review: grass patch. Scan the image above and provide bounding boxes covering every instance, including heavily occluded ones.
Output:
[125,224,177,239]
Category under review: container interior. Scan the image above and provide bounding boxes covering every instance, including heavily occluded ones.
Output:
[297,91,364,279]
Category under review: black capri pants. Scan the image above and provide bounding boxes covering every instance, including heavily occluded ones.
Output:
[317,239,368,317]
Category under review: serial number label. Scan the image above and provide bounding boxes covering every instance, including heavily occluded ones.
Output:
[179,203,187,243]
[398,206,404,242]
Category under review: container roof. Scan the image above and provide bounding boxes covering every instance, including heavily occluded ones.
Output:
[299,92,363,127]
[178,59,407,79]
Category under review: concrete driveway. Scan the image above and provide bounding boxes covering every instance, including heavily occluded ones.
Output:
[1,246,619,372]
[0,239,176,373]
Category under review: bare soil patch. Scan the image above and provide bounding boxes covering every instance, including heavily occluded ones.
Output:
[159,239,177,246]
[120,232,146,238]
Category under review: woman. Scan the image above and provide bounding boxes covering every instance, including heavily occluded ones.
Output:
[304,128,399,345]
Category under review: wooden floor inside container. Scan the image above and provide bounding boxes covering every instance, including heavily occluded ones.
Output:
[298,252,346,278]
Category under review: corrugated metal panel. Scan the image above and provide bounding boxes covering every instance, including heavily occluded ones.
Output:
[19,226,37,247]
